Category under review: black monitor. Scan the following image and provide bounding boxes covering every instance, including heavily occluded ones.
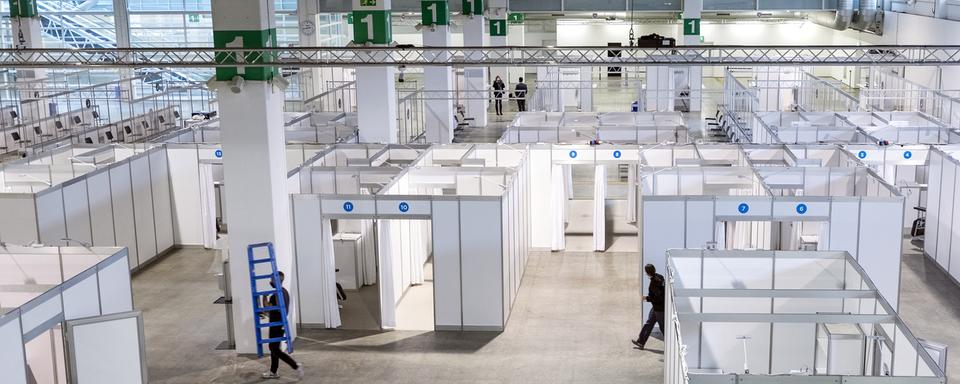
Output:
[105,131,114,141]
[158,115,166,124]
[9,110,17,119]
[173,110,180,119]
[84,137,94,144]
[33,126,42,135]
[92,111,100,119]
[73,115,82,124]
[11,132,20,141]
[55,121,63,129]
[141,121,149,129]
[124,126,132,134]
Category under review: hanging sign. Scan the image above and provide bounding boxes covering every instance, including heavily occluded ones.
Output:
[421,0,450,26]
[683,18,700,36]
[461,0,483,16]
[489,19,507,37]
[508,12,524,24]
[352,10,393,44]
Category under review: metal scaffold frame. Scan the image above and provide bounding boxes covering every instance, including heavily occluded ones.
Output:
[2,45,960,68]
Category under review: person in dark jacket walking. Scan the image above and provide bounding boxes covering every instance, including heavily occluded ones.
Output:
[261,271,303,380]
[514,77,528,112]
[492,76,506,116]
[632,264,665,350]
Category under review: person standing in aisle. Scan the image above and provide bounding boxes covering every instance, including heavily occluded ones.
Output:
[514,77,528,112]
[261,271,304,380]
[492,76,506,116]
[632,264,665,350]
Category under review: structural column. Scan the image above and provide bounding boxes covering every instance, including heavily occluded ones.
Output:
[353,0,398,143]
[421,0,455,143]
[112,0,136,102]
[9,0,47,121]
[681,0,702,113]
[212,0,294,354]
[297,0,325,102]
[461,0,487,127]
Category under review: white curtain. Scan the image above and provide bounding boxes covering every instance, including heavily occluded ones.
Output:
[593,164,607,252]
[360,219,377,285]
[377,220,397,328]
[551,164,567,251]
[627,165,638,224]
[320,219,342,328]
[199,163,217,249]
[409,220,426,285]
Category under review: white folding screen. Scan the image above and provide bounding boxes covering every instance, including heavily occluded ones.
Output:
[432,199,462,330]
[459,200,503,330]
[593,165,606,251]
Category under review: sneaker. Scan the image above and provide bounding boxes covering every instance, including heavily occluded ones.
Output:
[296,363,305,378]
[631,340,644,350]
[261,372,281,380]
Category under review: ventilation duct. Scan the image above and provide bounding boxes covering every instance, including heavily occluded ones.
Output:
[853,0,884,34]
[809,0,854,30]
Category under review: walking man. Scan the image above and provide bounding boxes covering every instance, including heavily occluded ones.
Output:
[261,271,304,379]
[632,264,665,350]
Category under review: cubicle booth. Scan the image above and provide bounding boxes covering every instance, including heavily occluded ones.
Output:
[664,249,946,384]
[921,146,960,288]
[639,154,906,316]
[0,246,146,384]
[754,111,960,145]
[499,111,688,144]
[0,144,175,270]
[290,144,530,332]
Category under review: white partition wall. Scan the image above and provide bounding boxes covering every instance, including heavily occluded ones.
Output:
[923,147,960,287]
[0,146,176,271]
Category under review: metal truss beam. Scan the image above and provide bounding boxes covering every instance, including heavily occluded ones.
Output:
[2,45,960,68]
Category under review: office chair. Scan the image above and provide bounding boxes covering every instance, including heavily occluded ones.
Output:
[84,137,94,144]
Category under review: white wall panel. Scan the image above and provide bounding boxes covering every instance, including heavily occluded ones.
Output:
[642,200,685,314]
[62,181,92,245]
[925,151,943,260]
[36,190,66,246]
[149,149,175,252]
[827,200,860,257]
[936,162,956,269]
[98,256,133,314]
[291,197,326,324]
[167,148,202,245]
[432,200,462,329]
[700,322,772,374]
[685,200,714,249]
[770,323,816,374]
[86,171,115,246]
[130,156,157,265]
[459,200,503,329]
[858,200,905,308]
[62,274,101,320]
[0,195,38,245]
[0,317,27,384]
[109,164,139,268]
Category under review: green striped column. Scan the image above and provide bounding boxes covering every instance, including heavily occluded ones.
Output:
[352,0,392,45]
[212,0,278,82]
[8,0,38,18]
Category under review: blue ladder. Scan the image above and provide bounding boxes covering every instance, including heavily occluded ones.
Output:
[247,242,293,357]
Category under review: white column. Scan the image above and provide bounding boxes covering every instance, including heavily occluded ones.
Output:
[682,0,702,113]
[212,0,294,354]
[579,66,593,112]
[423,25,455,143]
[507,23,525,85]
[353,0,398,142]
[297,0,324,101]
[463,14,487,127]
[356,66,398,143]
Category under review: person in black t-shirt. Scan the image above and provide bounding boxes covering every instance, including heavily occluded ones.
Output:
[261,271,303,380]
[632,264,665,350]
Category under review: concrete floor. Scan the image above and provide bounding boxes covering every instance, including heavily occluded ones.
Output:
[135,248,654,383]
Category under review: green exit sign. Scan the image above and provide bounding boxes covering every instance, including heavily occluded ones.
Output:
[188,14,200,23]
[508,12,524,23]
[683,18,700,36]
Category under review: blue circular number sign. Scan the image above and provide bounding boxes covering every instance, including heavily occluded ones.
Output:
[569,150,578,159]
[342,202,354,212]
[613,150,622,159]
[215,149,223,158]
[399,202,410,213]
[904,151,913,159]
[738,203,750,214]
[858,151,867,159]
[796,203,808,215]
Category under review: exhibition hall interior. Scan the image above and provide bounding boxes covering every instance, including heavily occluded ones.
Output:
[3,0,960,383]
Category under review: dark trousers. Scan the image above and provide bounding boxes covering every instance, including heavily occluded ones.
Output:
[517,99,527,112]
[495,98,503,115]
[268,327,298,373]
[637,309,664,346]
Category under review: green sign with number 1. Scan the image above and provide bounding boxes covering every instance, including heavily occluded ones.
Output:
[421,0,449,26]
[352,10,392,44]
[461,0,483,16]
[683,18,700,36]
[489,19,506,37]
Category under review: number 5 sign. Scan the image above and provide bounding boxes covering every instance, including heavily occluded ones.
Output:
[421,0,449,26]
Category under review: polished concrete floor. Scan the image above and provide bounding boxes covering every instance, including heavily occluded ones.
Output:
[135,247,653,383]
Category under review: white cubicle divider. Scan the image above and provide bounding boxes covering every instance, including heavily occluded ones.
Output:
[0,246,137,384]
[499,111,689,144]
[664,249,946,384]
[290,144,530,332]
[0,145,175,270]
[923,146,960,289]
[845,144,929,228]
